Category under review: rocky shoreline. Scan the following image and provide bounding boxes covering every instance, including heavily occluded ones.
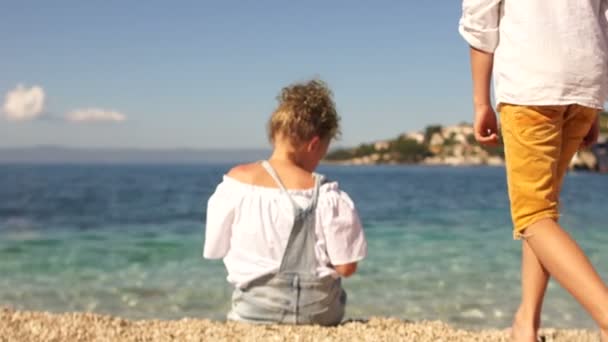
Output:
[326,123,506,167]
[325,123,608,172]
[0,308,600,342]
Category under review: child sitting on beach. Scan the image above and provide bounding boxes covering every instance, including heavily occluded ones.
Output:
[203,79,367,326]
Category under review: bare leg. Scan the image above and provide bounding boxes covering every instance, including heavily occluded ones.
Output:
[524,218,608,339]
[501,105,601,340]
[512,240,550,342]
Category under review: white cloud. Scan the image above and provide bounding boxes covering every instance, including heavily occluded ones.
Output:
[65,108,127,123]
[3,84,126,124]
[2,84,46,121]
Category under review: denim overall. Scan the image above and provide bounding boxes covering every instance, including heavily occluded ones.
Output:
[227,161,346,326]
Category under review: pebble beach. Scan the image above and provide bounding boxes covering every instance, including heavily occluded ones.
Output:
[0,307,599,342]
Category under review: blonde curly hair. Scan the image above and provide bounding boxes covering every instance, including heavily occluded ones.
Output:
[268,79,341,146]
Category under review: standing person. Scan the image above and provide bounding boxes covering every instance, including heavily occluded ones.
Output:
[460,1,608,341]
[203,79,367,325]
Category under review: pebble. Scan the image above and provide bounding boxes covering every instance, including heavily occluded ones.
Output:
[0,307,599,341]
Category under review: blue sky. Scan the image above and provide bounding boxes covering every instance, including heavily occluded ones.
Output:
[0,1,473,149]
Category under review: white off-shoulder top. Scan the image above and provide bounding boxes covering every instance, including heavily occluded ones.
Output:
[204,175,368,289]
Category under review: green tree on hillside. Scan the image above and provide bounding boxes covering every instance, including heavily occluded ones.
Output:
[353,143,375,157]
[424,125,443,145]
[390,137,430,163]
[325,149,353,161]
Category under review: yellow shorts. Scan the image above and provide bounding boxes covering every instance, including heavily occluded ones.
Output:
[499,104,598,239]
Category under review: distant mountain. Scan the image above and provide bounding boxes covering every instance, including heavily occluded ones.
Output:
[0,146,271,164]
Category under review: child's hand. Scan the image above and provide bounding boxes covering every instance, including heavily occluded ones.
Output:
[581,115,600,149]
[474,104,500,146]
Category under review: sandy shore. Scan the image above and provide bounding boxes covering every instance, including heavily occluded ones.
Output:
[0,307,598,341]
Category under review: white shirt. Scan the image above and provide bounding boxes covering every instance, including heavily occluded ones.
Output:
[459,0,608,109]
[203,176,368,289]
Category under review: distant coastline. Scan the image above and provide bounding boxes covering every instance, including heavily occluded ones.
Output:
[0,146,271,164]
[325,113,608,172]
[325,122,505,167]
[2,112,606,169]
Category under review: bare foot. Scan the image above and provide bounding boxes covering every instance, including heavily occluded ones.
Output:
[511,311,539,342]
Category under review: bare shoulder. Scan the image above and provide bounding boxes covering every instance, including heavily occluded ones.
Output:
[226,163,261,183]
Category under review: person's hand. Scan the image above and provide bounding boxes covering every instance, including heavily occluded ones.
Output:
[581,115,600,149]
[474,104,500,146]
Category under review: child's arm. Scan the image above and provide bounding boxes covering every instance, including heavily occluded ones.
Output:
[334,263,357,278]
[469,47,499,146]
[459,0,502,146]
[320,188,367,278]
[582,115,600,149]
[459,0,502,54]
[203,182,235,259]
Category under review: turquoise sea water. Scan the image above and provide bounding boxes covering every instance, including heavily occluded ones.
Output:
[0,164,607,329]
